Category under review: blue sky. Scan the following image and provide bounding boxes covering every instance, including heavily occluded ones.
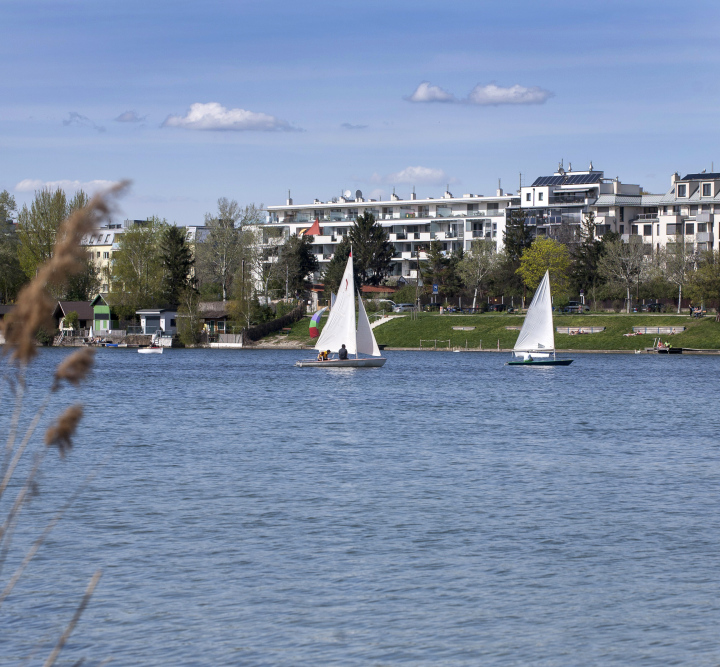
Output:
[2,0,719,225]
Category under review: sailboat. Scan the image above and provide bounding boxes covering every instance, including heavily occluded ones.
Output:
[295,252,387,368]
[507,270,573,366]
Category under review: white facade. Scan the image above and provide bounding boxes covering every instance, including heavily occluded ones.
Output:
[264,188,517,280]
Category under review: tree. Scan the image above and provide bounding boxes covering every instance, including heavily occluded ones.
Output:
[0,189,16,225]
[322,237,354,299]
[422,241,449,296]
[459,239,498,309]
[109,217,166,318]
[17,188,68,279]
[571,214,617,309]
[177,287,204,346]
[597,236,647,312]
[687,250,720,310]
[348,212,393,287]
[658,235,697,312]
[160,225,194,304]
[195,198,253,301]
[274,234,319,296]
[503,208,533,263]
[65,251,100,301]
[517,237,571,299]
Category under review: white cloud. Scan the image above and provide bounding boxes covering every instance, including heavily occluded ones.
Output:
[406,81,553,106]
[162,102,299,132]
[15,179,122,194]
[115,110,146,123]
[386,166,452,186]
[467,83,553,106]
[406,82,456,103]
[63,111,106,132]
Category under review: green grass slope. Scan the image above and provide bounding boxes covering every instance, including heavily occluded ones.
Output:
[372,313,720,350]
[260,312,720,351]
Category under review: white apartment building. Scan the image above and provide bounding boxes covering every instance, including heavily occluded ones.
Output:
[653,171,718,253]
[517,162,663,241]
[265,187,517,280]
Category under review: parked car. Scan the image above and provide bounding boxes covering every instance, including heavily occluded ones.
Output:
[642,302,663,312]
[378,299,397,310]
[393,303,416,313]
[562,301,590,314]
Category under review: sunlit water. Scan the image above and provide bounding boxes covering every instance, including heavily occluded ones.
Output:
[3,348,720,665]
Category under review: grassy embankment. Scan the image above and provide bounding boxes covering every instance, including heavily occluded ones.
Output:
[274,312,720,350]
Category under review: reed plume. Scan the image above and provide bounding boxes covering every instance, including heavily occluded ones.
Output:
[44,404,83,457]
[52,348,95,391]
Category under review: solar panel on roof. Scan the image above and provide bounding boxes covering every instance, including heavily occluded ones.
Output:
[531,175,564,187]
[683,173,720,181]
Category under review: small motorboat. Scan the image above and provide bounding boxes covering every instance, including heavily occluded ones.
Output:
[138,346,163,354]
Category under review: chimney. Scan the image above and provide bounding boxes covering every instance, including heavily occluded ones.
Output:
[410,186,416,200]
[286,189,292,206]
[671,172,679,185]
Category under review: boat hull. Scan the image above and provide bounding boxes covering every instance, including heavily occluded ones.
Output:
[507,359,573,366]
[138,347,163,354]
[296,357,386,368]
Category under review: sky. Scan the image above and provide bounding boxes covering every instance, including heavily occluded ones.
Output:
[2,0,720,225]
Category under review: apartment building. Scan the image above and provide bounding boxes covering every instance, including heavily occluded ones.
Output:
[653,172,718,253]
[515,162,663,241]
[265,187,517,280]
[82,218,152,292]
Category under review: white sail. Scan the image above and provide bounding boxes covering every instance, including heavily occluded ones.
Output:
[315,253,357,354]
[356,292,381,357]
[514,270,555,353]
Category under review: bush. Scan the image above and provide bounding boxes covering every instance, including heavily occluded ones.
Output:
[245,304,305,341]
[64,310,80,330]
[275,300,297,318]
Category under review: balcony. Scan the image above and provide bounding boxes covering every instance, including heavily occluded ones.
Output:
[697,212,713,223]
[549,195,587,205]
[697,232,714,243]
[632,213,658,221]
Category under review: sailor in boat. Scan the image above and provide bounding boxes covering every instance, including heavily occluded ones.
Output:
[338,344,348,360]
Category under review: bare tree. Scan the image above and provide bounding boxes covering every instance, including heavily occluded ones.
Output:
[196,199,263,301]
[658,235,698,312]
[459,239,498,309]
[597,236,647,312]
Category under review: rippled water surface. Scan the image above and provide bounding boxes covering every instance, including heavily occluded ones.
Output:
[3,348,720,665]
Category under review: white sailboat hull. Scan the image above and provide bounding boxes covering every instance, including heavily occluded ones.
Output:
[295,357,386,368]
[138,347,163,354]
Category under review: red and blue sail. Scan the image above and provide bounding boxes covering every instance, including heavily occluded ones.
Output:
[309,307,328,338]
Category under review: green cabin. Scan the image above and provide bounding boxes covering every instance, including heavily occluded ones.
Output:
[90,295,119,332]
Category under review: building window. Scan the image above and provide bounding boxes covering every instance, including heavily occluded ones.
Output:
[619,225,624,234]
[643,224,652,236]
[686,223,695,235]
[171,319,177,327]
[619,207,624,222]
[677,184,687,197]
[96,251,100,258]
[526,193,531,202]
[631,225,638,235]
[698,223,708,233]
[538,192,544,201]
[103,252,109,259]
[657,224,660,235]
[703,183,712,197]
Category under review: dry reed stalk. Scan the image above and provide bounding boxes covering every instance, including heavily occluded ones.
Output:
[42,569,102,667]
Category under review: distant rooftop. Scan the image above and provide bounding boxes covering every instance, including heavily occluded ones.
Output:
[531,172,604,187]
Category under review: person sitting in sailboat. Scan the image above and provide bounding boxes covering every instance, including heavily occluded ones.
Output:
[339,344,348,360]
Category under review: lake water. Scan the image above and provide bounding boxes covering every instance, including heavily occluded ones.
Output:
[3,348,720,666]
